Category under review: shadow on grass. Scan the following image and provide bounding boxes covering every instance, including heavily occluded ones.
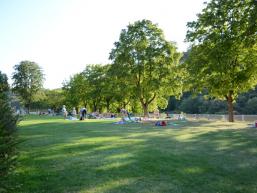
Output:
[14,118,257,193]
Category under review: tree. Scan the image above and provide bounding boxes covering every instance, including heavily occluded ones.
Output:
[44,89,65,112]
[63,73,88,110]
[101,65,116,112]
[110,19,182,116]
[0,71,9,93]
[185,0,257,122]
[107,62,135,112]
[62,65,118,113]
[83,65,107,112]
[12,61,44,113]
[29,89,65,112]
[0,71,18,193]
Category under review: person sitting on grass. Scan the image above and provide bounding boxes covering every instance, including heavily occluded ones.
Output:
[155,120,167,126]
[72,107,77,118]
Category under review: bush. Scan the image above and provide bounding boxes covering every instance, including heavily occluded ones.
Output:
[0,71,19,193]
[0,93,19,193]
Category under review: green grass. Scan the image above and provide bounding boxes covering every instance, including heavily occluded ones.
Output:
[13,115,257,193]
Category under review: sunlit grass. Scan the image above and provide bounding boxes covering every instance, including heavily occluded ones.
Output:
[13,116,257,193]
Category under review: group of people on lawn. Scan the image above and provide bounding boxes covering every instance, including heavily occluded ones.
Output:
[62,105,87,120]
[62,105,118,120]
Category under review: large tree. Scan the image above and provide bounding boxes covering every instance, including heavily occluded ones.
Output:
[12,61,44,113]
[186,0,257,122]
[110,19,181,116]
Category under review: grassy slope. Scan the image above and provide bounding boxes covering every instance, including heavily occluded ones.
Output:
[13,116,257,193]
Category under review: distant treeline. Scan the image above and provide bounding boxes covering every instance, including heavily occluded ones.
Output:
[166,86,257,115]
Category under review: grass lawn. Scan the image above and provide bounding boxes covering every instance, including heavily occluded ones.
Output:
[13,115,257,193]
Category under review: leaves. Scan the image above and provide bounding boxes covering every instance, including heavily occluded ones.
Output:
[185,0,257,121]
[0,72,19,193]
[109,19,182,115]
[12,61,44,112]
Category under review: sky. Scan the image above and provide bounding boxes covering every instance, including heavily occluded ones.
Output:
[0,0,207,89]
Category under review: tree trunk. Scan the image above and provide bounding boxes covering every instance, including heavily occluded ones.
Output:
[227,91,234,122]
[27,105,30,114]
[106,99,110,112]
[92,100,97,112]
[25,103,30,114]
[28,93,33,114]
[142,103,149,117]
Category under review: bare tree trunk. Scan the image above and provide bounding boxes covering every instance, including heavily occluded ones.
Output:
[142,103,149,117]
[93,101,97,112]
[27,92,33,114]
[27,105,30,114]
[106,99,110,112]
[140,94,156,117]
[25,103,30,114]
[227,91,234,122]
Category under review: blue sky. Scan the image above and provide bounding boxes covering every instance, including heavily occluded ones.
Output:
[0,0,207,89]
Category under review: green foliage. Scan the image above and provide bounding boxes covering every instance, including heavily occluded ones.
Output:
[63,73,87,110]
[107,65,135,112]
[245,97,257,114]
[63,64,114,112]
[235,86,257,114]
[84,64,109,112]
[29,89,65,111]
[185,0,257,121]
[179,96,204,114]
[0,72,9,93]
[12,61,44,113]
[166,86,257,115]
[101,65,118,112]
[44,89,65,111]
[110,19,182,116]
[166,92,227,114]
[0,72,18,193]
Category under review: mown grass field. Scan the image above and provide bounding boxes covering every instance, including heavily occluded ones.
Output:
[13,115,257,193]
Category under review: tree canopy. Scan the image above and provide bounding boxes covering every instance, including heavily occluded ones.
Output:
[185,0,257,121]
[109,19,182,116]
[0,71,9,93]
[12,61,44,113]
